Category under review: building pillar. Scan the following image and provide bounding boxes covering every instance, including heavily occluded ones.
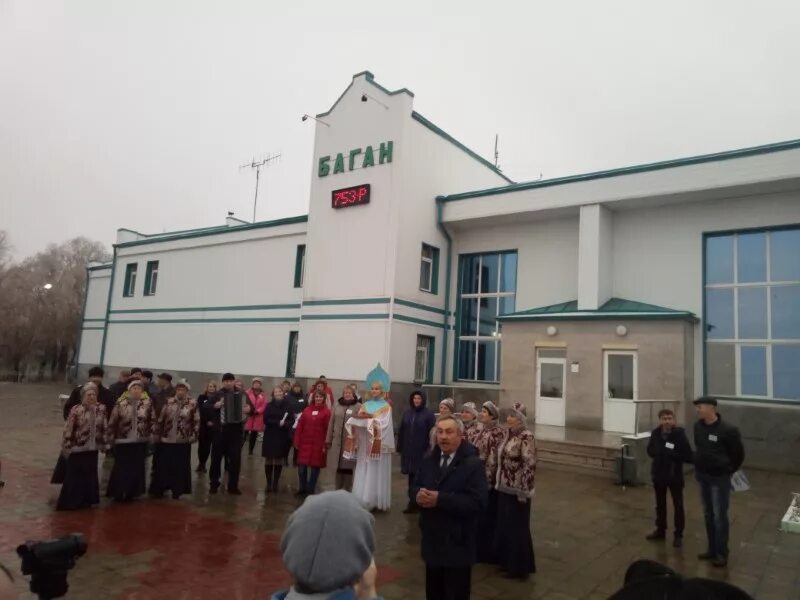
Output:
[577,203,613,310]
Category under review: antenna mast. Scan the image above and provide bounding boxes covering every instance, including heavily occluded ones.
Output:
[240,153,282,222]
[494,134,500,170]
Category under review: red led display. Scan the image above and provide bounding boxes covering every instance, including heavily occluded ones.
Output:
[332,184,371,209]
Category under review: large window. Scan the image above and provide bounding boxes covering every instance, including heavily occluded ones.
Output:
[704,227,800,401]
[144,260,159,296]
[294,245,306,288]
[123,263,137,297]
[456,251,517,382]
[286,331,299,377]
[414,335,435,383]
[420,243,439,294]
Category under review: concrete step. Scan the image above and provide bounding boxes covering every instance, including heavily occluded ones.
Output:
[537,439,620,475]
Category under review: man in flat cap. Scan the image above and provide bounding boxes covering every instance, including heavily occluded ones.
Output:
[692,396,745,568]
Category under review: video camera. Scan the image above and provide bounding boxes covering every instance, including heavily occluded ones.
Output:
[17,534,87,600]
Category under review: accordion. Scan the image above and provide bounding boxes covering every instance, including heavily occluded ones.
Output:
[221,391,244,424]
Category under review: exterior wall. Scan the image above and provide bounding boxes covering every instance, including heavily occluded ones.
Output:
[77,267,112,370]
[451,217,580,321]
[612,191,800,397]
[93,222,306,380]
[500,319,693,431]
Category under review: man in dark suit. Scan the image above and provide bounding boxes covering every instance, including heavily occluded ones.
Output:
[645,408,693,547]
[411,415,488,600]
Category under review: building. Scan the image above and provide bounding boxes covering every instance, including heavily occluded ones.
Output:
[78,71,800,471]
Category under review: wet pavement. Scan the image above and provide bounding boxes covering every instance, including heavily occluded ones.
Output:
[1,382,800,599]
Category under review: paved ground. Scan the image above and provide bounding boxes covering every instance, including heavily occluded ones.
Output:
[1,382,800,599]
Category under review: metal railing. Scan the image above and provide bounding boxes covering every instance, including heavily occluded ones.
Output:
[632,399,683,437]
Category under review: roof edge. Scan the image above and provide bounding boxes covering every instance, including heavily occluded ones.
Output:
[441,137,800,203]
[411,111,514,184]
[115,215,309,249]
[498,311,698,322]
[317,70,414,118]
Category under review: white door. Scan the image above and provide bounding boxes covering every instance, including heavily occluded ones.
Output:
[603,350,638,433]
[536,355,566,426]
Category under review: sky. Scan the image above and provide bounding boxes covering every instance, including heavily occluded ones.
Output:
[2,0,800,259]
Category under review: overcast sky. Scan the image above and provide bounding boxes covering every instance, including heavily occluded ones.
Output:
[2,0,799,259]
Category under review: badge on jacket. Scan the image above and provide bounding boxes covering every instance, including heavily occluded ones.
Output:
[665,442,674,449]
[708,434,718,442]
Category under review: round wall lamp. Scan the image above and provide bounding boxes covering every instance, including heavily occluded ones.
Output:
[546,325,558,336]
[616,325,628,337]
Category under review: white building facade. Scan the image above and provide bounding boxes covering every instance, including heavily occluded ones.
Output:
[78,72,800,471]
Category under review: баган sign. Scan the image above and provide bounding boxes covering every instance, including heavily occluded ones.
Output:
[319,141,393,177]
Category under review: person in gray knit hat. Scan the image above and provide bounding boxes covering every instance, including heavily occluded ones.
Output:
[461,402,480,444]
[271,490,384,600]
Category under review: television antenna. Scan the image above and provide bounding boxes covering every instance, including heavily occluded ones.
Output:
[494,134,500,170]
[239,153,282,222]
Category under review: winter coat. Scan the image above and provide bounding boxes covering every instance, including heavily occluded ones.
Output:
[693,414,745,477]
[411,441,488,568]
[63,383,114,420]
[326,397,361,471]
[262,397,293,460]
[398,390,436,476]
[647,426,693,484]
[244,388,267,432]
[473,420,505,488]
[198,393,218,429]
[294,403,332,468]
[495,426,537,499]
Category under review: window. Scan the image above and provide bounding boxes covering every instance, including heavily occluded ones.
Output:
[456,251,517,382]
[414,335,435,383]
[294,245,306,288]
[286,331,299,377]
[704,226,800,401]
[144,260,159,296]
[419,244,439,294]
[123,263,137,297]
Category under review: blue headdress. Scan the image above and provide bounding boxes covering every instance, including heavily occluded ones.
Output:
[365,363,391,392]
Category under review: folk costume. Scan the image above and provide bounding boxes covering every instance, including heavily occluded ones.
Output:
[106,381,156,502]
[262,391,293,492]
[473,401,505,564]
[149,381,199,499]
[344,364,395,511]
[57,384,108,511]
[493,402,537,578]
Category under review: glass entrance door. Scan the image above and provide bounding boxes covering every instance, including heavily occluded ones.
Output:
[536,349,566,426]
[603,350,638,433]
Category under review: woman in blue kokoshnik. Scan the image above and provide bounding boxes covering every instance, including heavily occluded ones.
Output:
[343,364,395,512]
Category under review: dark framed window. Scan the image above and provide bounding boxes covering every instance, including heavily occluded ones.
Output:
[123,263,138,297]
[704,226,800,401]
[420,243,440,294]
[456,251,517,382]
[144,260,159,296]
[294,245,306,288]
[286,331,299,377]
[414,335,435,383]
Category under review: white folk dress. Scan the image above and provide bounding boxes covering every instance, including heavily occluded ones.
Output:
[345,399,394,511]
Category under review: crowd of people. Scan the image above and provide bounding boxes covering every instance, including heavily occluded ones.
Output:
[51,363,747,600]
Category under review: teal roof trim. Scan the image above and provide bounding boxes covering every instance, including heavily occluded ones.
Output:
[498,297,698,322]
[411,111,514,184]
[316,70,414,118]
[88,264,112,271]
[440,137,800,203]
[115,215,308,249]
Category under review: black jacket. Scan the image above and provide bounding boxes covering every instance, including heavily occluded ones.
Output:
[693,414,745,477]
[107,380,128,404]
[647,426,693,484]
[411,441,488,568]
[198,393,218,428]
[63,383,114,420]
[262,398,293,460]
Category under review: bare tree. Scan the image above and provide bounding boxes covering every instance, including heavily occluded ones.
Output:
[0,232,110,380]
